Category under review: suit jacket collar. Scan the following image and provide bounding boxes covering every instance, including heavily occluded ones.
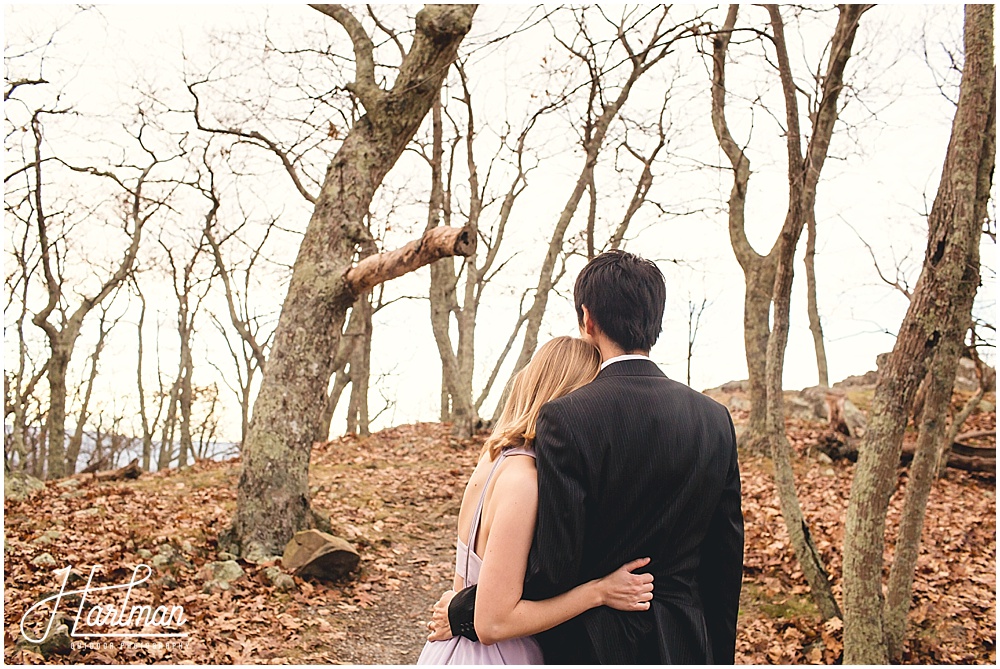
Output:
[595,357,667,380]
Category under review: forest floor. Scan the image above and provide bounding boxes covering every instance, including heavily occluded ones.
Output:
[4,397,996,665]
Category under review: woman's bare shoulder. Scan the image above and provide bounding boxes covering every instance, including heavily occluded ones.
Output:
[493,454,537,497]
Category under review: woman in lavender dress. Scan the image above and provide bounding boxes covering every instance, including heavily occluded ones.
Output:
[417,337,654,665]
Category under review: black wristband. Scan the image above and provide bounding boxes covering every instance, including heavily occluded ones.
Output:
[447,585,480,642]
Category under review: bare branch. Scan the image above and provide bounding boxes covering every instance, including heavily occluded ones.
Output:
[343,226,476,299]
[311,4,383,111]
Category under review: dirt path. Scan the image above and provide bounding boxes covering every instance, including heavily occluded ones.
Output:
[309,424,480,664]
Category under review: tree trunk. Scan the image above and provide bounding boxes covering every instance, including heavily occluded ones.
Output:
[319,298,366,440]
[804,209,830,387]
[883,339,962,661]
[743,263,774,451]
[44,348,71,479]
[426,87,483,438]
[761,3,867,619]
[221,4,477,560]
[178,328,194,468]
[843,6,993,662]
[764,210,842,620]
[711,5,771,453]
[346,295,373,436]
[157,377,180,471]
[66,332,105,475]
[136,292,154,471]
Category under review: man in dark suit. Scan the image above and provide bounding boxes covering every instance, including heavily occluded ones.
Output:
[436,250,744,663]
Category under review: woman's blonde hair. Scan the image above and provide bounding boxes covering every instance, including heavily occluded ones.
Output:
[483,336,600,460]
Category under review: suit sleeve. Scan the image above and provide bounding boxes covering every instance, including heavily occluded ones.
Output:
[523,401,588,601]
[697,410,744,664]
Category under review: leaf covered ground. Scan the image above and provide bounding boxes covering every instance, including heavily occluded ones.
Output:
[4,411,995,664]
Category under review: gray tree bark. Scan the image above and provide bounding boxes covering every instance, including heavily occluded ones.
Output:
[804,209,830,387]
[883,339,961,661]
[221,4,477,559]
[843,5,994,662]
[711,5,774,452]
[761,3,868,621]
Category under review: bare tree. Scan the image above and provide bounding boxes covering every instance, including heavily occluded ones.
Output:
[804,208,830,386]
[158,231,214,469]
[423,62,536,436]
[712,3,871,619]
[504,7,701,392]
[490,7,707,416]
[65,299,122,474]
[843,5,994,662]
[131,276,169,471]
[219,4,478,560]
[199,166,277,446]
[687,296,708,386]
[15,110,170,479]
[710,5,867,451]
[4,194,48,473]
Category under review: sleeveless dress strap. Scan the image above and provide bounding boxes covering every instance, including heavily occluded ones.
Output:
[463,447,537,586]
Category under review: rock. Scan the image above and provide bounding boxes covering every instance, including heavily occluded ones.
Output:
[720,379,749,393]
[201,559,244,593]
[202,579,231,593]
[310,507,333,534]
[217,551,238,561]
[797,386,831,421]
[817,452,834,465]
[244,544,281,565]
[843,398,867,437]
[55,478,81,489]
[702,379,749,395]
[282,529,360,582]
[727,395,751,412]
[833,369,879,389]
[32,530,63,546]
[200,559,245,584]
[74,507,100,518]
[31,552,57,567]
[157,572,179,589]
[19,616,72,657]
[955,357,997,393]
[264,566,297,593]
[136,548,153,559]
[152,543,191,570]
[978,399,995,413]
[5,471,46,501]
[822,467,836,477]
[784,394,819,422]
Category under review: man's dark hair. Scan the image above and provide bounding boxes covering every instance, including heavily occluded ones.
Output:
[574,249,666,352]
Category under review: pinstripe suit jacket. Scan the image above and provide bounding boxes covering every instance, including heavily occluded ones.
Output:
[449,358,744,664]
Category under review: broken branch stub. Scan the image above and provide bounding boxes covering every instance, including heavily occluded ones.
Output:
[343,225,476,300]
